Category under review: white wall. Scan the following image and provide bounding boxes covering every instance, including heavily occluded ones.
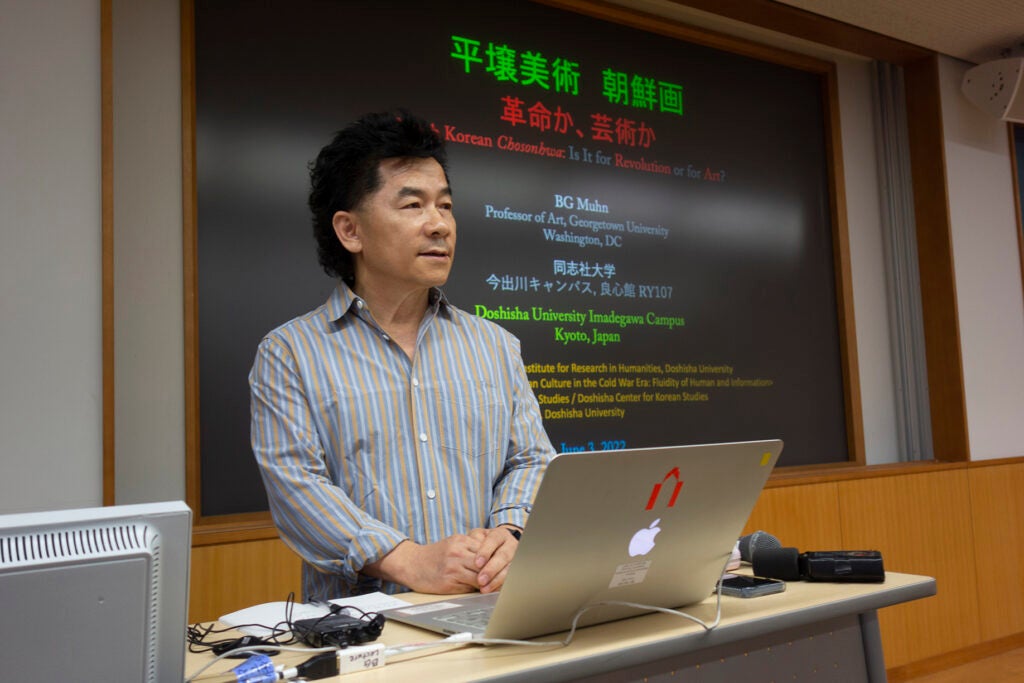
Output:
[939,56,1024,460]
[0,0,104,512]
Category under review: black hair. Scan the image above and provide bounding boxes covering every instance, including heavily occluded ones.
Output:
[308,110,449,283]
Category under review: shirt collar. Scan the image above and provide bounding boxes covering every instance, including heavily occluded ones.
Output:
[326,282,450,322]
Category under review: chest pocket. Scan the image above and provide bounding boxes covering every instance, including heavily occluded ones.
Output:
[436,382,508,459]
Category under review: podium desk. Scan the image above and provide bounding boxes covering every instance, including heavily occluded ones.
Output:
[186,572,935,682]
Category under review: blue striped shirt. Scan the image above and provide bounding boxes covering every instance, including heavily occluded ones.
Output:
[250,284,555,601]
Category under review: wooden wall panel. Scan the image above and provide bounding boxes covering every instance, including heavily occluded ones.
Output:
[743,482,844,550]
[837,469,981,667]
[189,538,302,623]
[969,462,1024,640]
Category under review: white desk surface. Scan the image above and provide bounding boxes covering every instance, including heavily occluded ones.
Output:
[186,571,935,682]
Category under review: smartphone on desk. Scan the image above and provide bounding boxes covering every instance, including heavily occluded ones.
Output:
[719,574,786,598]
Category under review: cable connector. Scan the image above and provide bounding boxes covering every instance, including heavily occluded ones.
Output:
[277,652,339,680]
[337,643,386,674]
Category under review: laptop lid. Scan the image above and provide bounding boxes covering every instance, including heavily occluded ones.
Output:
[384,440,782,640]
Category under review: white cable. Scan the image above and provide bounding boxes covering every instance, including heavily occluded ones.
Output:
[383,631,477,658]
[463,559,730,649]
[384,563,729,654]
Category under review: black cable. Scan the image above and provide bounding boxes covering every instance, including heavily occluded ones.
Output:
[186,592,302,655]
[292,604,378,632]
[186,593,386,660]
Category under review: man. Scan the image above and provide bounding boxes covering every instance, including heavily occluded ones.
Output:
[250,111,555,602]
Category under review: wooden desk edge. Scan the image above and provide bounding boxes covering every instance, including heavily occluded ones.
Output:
[185,572,936,682]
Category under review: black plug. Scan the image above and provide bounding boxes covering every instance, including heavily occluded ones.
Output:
[365,614,386,639]
[211,635,276,658]
[295,652,339,680]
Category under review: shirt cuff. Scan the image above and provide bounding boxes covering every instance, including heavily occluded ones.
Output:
[347,525,408,580]
[491,506,530,531]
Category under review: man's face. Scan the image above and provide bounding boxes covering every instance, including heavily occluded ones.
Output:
[336,157,456,298]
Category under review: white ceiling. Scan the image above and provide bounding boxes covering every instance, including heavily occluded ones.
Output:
[772,0,1024,64]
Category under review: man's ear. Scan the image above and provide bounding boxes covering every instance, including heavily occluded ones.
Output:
[332,210,362,253]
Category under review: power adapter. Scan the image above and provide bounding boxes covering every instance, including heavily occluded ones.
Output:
[291,613,385,648]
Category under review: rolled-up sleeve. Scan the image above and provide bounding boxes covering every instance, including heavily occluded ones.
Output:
[488,337,556,529]
[249,336,406,591]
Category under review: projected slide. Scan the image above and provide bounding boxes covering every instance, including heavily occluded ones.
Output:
[194,0,849,514]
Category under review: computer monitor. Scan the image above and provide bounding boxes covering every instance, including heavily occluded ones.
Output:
[0,500,192,682]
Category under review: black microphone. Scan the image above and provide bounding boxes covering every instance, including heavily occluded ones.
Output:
[737,530,781,563]
[753,548,885,582]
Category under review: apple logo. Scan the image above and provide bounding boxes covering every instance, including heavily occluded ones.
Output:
[628,518,662,557]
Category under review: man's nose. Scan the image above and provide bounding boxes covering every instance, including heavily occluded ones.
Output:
[426,208,453,235]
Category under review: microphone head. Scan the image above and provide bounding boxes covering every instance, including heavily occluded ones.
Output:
[752,546,802,581]
[738,530,781,563]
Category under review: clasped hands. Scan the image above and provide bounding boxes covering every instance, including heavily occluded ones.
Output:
[366,525,521,595]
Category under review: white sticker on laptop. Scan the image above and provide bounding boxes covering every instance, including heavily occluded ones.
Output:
[392,602,462,615]
[609,559,652,588]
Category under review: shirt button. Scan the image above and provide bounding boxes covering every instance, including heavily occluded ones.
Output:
[426,489,436,500]
[412,378,419,388]
[382,334,390,341]
[355,300,364,309]
[419,433,428,442]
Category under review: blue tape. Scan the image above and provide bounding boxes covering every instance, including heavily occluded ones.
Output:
[231,653,277,683]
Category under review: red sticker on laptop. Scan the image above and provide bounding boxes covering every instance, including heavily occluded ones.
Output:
[645,467,683,510]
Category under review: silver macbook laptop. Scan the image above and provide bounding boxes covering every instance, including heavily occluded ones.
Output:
[381,439,783,640]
